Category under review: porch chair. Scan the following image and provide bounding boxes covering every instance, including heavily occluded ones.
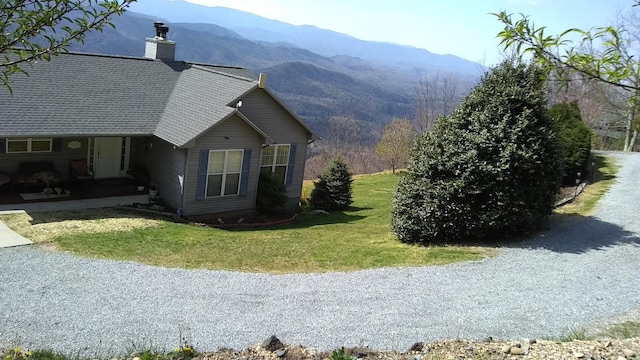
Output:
[69,159,94,185]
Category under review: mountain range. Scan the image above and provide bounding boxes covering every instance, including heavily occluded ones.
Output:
[70,0,484,142]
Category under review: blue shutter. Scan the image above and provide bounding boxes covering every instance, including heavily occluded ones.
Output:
[285,144,296,185]
[196,149,209,200]
[239,148,251,196]
[0,139,5,154]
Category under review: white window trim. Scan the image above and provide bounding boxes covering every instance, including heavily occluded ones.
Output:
[260,144,290,183]
[6,138,53,153]
[205,149,244,198]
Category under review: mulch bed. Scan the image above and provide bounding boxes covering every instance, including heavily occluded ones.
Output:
[188,211,297,229]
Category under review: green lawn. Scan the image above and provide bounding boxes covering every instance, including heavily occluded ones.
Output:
[554,154,619,216]
[52,173,491,273]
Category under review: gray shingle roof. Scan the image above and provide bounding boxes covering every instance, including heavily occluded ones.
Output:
[154,65,257,146]
[0,52,259,146]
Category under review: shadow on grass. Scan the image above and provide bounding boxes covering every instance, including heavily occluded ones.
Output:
[291,206,372,227]
[592,154,617,182]
[221,206,372,232]
[508,214,640,254]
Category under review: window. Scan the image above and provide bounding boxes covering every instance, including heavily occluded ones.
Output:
[6,138,52,153]
[260,144,290,183]
[206,150,243,197]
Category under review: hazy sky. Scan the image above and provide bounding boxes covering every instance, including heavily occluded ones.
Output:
[181,0,632,65]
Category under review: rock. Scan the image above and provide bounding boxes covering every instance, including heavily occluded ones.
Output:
[353,349,368,358]
[604,341,612,348]
[261,335,284,352]
[413,355,422,360]
[408,342,424,352]
[501,345,511,354]
[510,347,525,355]
[524,338,536,345]
[275,348,287,357]
[617,356,627,360]
[132,357,140,360]
[622,349,637,357]
[573,352,585,358]
[482,336,493,342]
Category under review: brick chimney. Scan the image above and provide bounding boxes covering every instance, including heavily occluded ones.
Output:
[145,21,176,61]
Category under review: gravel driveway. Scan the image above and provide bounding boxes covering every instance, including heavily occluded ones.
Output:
[1,152,639,356]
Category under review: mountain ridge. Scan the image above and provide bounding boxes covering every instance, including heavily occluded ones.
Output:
[69,2,481,141]
[127,0,482,75]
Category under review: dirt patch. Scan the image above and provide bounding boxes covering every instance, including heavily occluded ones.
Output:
[0,208,164,243]
[188,210,296,228]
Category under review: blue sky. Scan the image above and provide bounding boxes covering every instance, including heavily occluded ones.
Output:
[182,0,632,65]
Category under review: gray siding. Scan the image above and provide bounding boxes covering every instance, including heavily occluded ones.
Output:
[239,89,310,202]
[144,137,187,211]
[0,137,89,182]
[182,115,264,216]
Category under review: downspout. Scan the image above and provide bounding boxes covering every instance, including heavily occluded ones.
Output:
[180,147,189,217]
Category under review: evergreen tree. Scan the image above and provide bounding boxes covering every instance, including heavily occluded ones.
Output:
[255,173,287,211]
[309,157,353,211]
[547,101,592,184]
[392,60,564,244]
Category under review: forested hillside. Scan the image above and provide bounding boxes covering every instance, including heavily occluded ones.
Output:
[70,8,477,146]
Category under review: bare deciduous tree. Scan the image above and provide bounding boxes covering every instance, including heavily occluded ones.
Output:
[414,71,461,132]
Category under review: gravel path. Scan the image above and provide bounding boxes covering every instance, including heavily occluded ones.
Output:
[1,152,639,356]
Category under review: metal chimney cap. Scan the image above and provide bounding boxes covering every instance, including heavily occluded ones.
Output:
[153,21,169,39]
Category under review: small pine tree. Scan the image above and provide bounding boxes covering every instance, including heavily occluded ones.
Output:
[255,172,287,211]
[309,157,353,211]
[547,101,592,185]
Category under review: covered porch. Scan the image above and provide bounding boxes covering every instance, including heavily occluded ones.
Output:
[0,178,146,206]
[0,136,154,202]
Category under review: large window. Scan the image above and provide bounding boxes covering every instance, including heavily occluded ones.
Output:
[206,150,243,197]
[6,138,52,153]
[260,144,290,183]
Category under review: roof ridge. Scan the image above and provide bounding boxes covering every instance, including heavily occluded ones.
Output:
[59,51,155,62]
[53,52,251,72]
[190,64,255,82]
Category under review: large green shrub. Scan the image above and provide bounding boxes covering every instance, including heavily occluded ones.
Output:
[392,60,564,245]
[547,101,592,184]
[309,157,353,211]
[255,172,287,211]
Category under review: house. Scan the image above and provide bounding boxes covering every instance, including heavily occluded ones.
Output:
[0,22,320,216]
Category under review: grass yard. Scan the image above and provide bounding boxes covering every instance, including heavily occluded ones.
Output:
[1,172,491,273]
[553,154,619,217]
[0,154,619,273]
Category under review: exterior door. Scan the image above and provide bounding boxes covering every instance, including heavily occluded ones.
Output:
[94,137,122,179]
